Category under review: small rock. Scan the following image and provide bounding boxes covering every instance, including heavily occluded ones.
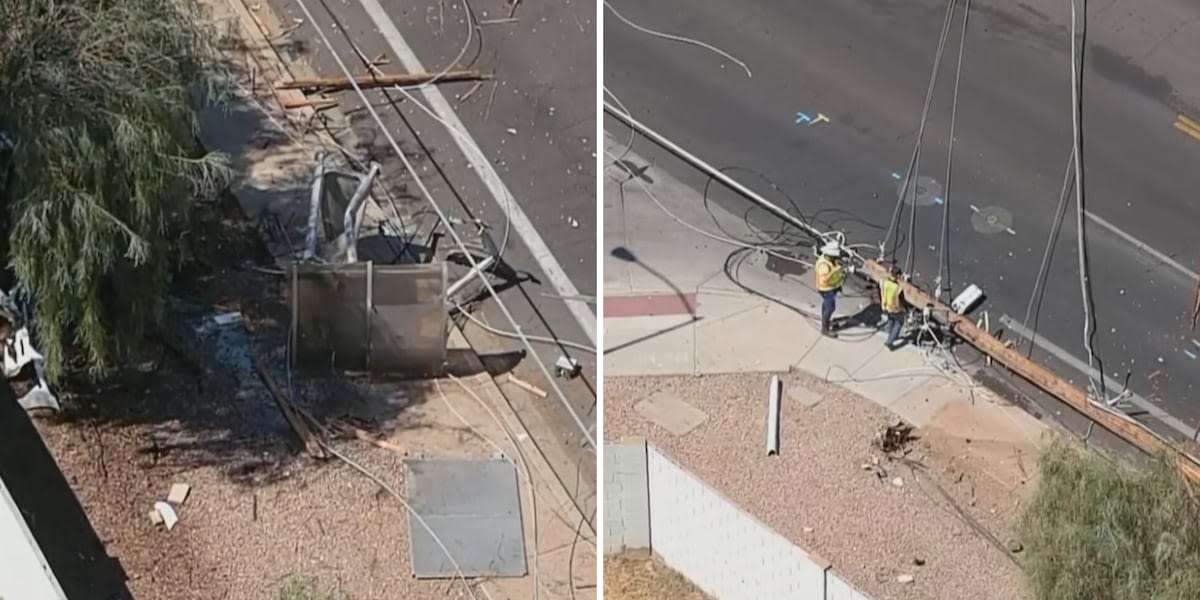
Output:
[897,574,915,584]
[861,463,873,470]
[891,477,904,487]
[802,527,814,534]
[1008,540,1024,553]
[913,557,926,566]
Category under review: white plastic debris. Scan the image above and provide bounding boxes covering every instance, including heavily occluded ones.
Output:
[154,501,179,531]
[506,128,517,135]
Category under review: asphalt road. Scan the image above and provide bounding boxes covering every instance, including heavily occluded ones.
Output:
[604,0,1200,441]
[265,0,597,513]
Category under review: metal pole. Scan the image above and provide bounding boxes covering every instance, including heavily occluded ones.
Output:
[766,375,782,456]
[603,101,848,258]
[303,152,328,261]
[344,162,381,263]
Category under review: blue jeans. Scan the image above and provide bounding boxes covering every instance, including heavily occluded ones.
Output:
[820,289,839,331]
[884,312,905,347]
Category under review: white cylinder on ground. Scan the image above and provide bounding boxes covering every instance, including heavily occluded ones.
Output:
[767,374,782,456]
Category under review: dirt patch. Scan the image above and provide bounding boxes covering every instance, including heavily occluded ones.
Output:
[603,553,711,600]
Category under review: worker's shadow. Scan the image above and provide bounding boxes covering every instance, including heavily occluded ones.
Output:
[835,302,884,331]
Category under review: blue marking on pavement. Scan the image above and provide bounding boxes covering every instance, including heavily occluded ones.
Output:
[890,172,902,180]
[1186,349,1197,360]
[795,111,811,124]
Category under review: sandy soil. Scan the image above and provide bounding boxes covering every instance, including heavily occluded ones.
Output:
[603,553,711,600]
[605,371,1035,600]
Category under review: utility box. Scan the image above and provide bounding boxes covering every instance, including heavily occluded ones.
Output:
[290,262,447,377]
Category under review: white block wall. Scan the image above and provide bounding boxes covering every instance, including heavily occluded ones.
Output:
[603,440,873,600]
[827,572,873,600]
[603,441,651,553]
[647,447,829,599]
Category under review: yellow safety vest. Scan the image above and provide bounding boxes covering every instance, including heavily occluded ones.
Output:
[881,279,902,314]
[815,256,844,292]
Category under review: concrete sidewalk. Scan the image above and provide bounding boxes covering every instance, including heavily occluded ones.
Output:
[602,133,1048,441]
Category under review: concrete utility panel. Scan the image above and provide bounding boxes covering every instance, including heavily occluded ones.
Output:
[403,457,527,578]
[634,391,709,436]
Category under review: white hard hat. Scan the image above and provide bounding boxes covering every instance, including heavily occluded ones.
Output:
[820,241,842,257]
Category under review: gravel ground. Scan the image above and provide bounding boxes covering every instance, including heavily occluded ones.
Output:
[605,372,1029,600]
[603,553,711,600]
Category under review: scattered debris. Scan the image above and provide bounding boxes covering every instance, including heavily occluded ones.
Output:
[1007,540,1023,554]
[148,508,164,526]
[506,127,518,135]
[154,501,179,531]
[802,526,814,534]
[897,574,915,584]
[891,477,905,488]
[913,557,926,567]
[503,373,547,398]
[167,482,192,506]
[876,421,916,453]
[554,355,581,379]
[276,70,488,92]
[333,419,405,454]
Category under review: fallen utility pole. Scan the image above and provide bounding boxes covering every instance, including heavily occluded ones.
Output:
[861,259,1200,483]
[277,70,488,92]
[606,99,1200,483]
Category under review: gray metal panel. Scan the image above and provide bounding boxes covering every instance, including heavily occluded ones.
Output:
[404,457,527,578]
[291,262,447,376]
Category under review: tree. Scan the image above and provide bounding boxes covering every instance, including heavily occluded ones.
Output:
[0,0,233,379]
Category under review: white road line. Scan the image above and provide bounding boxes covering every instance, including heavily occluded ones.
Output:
[1085,210,1199,283]
[999,314,1197,439]
[355,0,597,344]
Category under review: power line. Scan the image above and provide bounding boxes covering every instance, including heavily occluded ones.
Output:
[1021,149,1074,357]
[881,0,958,269]
[1068,0,1106,400]
[936,0,971,301]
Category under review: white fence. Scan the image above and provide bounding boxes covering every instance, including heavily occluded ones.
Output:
[604,439,871,600]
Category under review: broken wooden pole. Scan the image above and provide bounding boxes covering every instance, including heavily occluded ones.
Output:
[860,259,1200,484]
[250,351,327,459]
[277,70,488,92]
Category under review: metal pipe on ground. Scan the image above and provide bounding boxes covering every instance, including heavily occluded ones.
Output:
[767,375,782,456]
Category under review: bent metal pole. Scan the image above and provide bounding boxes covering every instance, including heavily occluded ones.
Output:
[603,100,853,260]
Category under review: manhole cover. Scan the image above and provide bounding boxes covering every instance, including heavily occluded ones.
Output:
[970,206,1014,235]
[897,175,941,207]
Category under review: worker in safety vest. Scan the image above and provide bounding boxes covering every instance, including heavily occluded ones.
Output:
[881,265,906,350]
[815,241,846,337]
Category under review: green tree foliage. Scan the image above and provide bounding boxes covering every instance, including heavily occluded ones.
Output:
[0,0,232,379]
[1020,440,1200,599]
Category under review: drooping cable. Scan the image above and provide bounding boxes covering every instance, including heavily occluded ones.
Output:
[881,0,958,265]
[603,1,752,78]
[1068,0,1105,400]
[1021,149,1074,357]
[936,0,971,300]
